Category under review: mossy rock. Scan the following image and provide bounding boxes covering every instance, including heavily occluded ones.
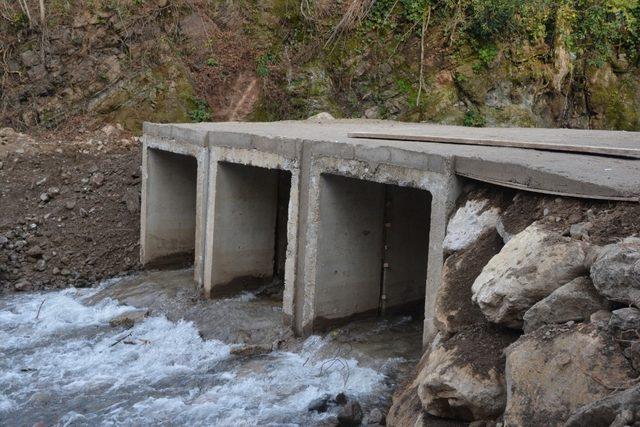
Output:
[453,63,493,106]
[92,62,196,133]
[587,64,640,131]
[485,105,540,128]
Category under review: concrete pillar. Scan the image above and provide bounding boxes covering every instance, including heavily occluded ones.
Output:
[422,177,460,344]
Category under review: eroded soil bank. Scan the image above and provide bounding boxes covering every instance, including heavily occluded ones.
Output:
[0,126,140,293]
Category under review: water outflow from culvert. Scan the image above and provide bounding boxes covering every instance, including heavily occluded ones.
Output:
[0,272,422,426]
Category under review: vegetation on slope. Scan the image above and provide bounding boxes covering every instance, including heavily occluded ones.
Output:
[1,0,639,132]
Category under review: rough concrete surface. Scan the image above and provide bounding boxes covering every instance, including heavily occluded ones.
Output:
[141,119,640,344]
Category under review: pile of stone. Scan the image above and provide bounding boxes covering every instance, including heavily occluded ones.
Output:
[389,190,640,427]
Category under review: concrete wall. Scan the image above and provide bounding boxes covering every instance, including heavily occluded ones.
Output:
[142,148,197,265]
[312,174,432,327]
[314,174,385,323]
[209,162,281,294]
[382,185,431,312]
[298,155,459,343]
[203,146,300,303]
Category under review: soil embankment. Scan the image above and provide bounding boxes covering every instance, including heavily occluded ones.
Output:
[0,126,141,293]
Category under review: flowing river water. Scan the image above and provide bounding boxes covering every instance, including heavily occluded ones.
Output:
[0,269,423,426]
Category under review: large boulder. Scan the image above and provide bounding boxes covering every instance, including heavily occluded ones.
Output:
[435,229,503,334]
[504,323,635,426]
[415,325,518,421]
[472,223,589,328]
[590,237,640,306]
[522,276,610,333]
[565,384,640,427]
[609,307,640,332]
[443,199,501,252]
[386,384,425,427]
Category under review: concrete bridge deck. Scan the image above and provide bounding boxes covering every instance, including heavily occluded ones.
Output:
[147,119,640,200]
[140,119,640,345]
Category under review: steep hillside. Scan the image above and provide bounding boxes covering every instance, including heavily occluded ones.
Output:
[1,0,639,133]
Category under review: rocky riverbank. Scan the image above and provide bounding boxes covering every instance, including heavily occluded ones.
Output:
[389,185,640,426]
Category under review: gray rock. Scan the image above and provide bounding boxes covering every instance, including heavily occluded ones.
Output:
[565,384,640,427]
[0,235,8,248]
[609,307,640,331]
[35,259,46,271]
[39,193,50,203]
[610,409,634,427]
[337,399,363,427]
[364,106,380,119]
[307,112,335,121]
[307,394,330,413]
[416,326,517,421]
[363,408,384,425]
[91,173,105,187]
[229,344,271,357]
[26,246,44,258]
[590,237,640,306]
[504,323,635,426]
[570,222,593,240]
[47,187,60,197]
[122,187,140,213]
[523,277,610,333]
[109,309,149,328]
[65,199,77,210]
[472,223,589,329]
[14,280,32,291]
[20,50,39,67]
[590,310,612,327]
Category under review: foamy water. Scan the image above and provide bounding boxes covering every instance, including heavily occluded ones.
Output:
[0,282,393,426]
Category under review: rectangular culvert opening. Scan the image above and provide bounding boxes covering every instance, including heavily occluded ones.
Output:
[145,148,198,268]
[314,173,431,331]
[210,162,291,299]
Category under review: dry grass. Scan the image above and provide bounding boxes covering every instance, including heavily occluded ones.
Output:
[324,0,374,47]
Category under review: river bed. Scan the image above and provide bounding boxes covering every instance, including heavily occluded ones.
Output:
[0,269,423,426]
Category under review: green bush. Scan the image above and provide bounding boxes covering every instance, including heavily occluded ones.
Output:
[188,98,211,122]
[467,0,521,41]
[463,110,486,127]
[257,53,276,77]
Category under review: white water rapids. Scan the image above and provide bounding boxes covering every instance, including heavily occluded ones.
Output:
[0,272,421,426]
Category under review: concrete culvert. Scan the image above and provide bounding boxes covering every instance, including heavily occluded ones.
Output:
[142,148,198,268]
[209,162,292,298]
[313,173,432,330]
